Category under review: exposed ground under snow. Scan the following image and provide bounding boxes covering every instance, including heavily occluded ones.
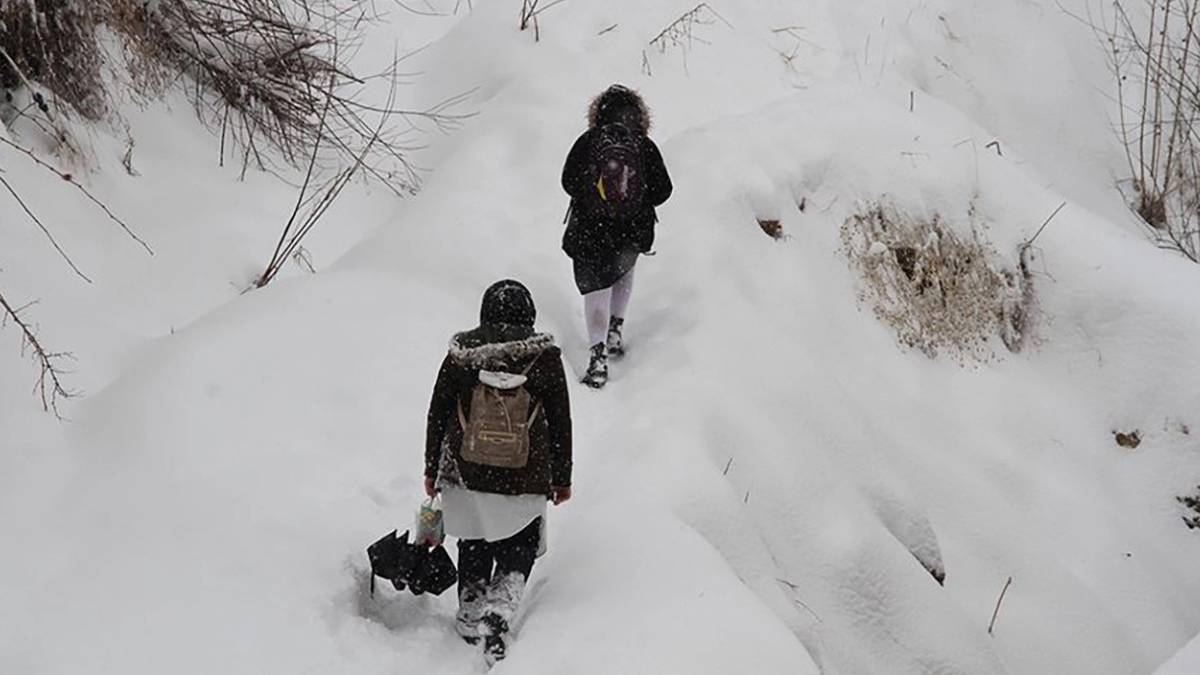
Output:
[3,1,1200,674]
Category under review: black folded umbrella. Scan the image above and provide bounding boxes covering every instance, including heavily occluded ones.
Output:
[366,529,457,597]
[408,544,457,596]
[367,530,418,593]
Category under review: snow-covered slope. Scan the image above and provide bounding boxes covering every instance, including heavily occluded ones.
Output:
[3,1,1200,674]
[1157,632,1200,675]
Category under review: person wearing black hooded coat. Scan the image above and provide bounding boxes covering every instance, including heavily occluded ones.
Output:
[424,279,572,665]
[561,84,672,388]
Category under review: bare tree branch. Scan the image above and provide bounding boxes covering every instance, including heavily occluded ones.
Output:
[0,173,92,283]
[1080,0,1200,261]
[644,3,732,75]
[0,288,77,417]
[0,136,153,255]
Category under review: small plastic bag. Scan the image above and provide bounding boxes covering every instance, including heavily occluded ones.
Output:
[414,497,445,548]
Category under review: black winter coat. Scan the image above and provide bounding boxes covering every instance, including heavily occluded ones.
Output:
[560,129,673,262]
[425,326,572,496]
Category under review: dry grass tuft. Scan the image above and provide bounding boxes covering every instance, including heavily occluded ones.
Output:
[841,201,1033,361]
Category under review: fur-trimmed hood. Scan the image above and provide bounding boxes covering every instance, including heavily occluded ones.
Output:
[588,85,651,134]
[448,329,556,369]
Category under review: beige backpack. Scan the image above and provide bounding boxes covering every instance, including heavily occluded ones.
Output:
[456,360,542,469]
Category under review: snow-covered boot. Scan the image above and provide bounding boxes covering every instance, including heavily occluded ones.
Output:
[606,316,625,357]
[479,571,524,665]
[480,614,508,666]
[581,343,608,388]
[456,582,485,645]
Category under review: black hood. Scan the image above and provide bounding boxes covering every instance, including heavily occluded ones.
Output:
[479,279,536,328]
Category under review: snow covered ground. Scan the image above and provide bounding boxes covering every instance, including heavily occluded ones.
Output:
[1157,632,1200,675]
[3,1,1200,674]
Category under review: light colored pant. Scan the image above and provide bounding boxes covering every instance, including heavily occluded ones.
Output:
[582,266,635,347]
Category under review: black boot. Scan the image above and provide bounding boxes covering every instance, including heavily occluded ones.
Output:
[581,343,608,388]
[606,316,625,357]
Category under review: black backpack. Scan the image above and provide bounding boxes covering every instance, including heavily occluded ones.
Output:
[584,122,646,221]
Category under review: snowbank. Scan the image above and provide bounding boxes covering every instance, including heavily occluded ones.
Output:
[1156,632,1200,675]
[4,0,1199,674]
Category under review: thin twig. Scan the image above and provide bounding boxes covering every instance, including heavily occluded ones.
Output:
[392,0,449,16]
[1025,201,1068,247]
[257,71,335,288]
[0,288,77,417]
[987,576,1013,636]
[0,137,152,255]
[776,577,823,622]
[0,175,92,283]
[529,0,571,20]
[255,36,399,287]
[647,3,732,69]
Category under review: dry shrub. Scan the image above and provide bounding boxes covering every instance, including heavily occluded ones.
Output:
[1,0,464,412]
[841,201,1032,361]
[1,1,462,192]
[0,2,103,102]
[642,3,731,76]
[131,1,418,185]
[0,0,107,121]
[1098,0,1200,262]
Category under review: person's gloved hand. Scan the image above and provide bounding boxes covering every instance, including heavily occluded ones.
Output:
[550,486,572,505]
[424,476,437,498]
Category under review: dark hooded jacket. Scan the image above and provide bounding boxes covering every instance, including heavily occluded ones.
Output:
[425,282,572,496]
[561,86,673,264]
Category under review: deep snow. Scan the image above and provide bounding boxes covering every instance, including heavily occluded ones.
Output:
[3,1,1200,674]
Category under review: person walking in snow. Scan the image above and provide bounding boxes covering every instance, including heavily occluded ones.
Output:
[424,279,573,665]
[561,84,673,388]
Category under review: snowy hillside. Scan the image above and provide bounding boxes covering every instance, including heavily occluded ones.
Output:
[4,1,1200,674]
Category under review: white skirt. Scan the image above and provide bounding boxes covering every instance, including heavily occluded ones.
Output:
[441,485,547,543]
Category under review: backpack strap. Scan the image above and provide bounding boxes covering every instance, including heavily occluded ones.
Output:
[519,351,543,376]
[521,352,544,424]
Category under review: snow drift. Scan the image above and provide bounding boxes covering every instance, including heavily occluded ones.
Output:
[3,1,1199,674]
